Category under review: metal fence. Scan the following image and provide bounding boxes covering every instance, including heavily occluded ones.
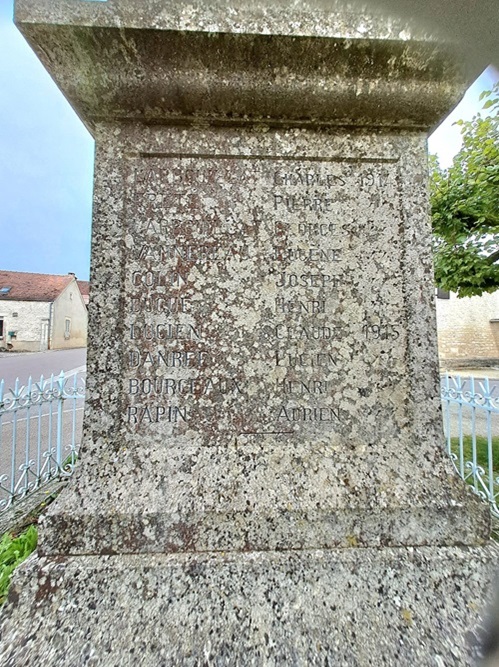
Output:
[441,374,499,518]
[0,371,85,512]
[0,369,497,518]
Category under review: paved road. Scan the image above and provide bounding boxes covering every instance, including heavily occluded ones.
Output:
[0,348,87,388]
[442,402,499,438]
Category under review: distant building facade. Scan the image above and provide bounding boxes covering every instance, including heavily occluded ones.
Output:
[436,289,499,368]
[77,280,90,306]
[0,271,88,352]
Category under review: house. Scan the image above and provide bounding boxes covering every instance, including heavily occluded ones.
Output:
[77,280,90,306]
[0,270,88,352]
[436,289,499,368]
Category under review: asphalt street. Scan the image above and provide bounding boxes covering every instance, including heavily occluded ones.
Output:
[0,347,87,389]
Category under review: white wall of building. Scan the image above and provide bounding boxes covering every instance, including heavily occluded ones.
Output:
[51,281,88,349]
[436,290,499,365]
[0,300,51,352]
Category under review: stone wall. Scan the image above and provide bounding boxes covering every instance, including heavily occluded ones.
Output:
[0,299,50,351]
[437,290,499,366]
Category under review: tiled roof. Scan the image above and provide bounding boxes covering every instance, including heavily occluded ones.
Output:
[77,280,90,304]
[0,270,74,302]
[77,280,90,296]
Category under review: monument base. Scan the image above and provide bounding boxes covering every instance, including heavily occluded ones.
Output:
[1,545,497,666]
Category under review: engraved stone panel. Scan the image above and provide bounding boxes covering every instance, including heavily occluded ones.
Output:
[123,156,405,446]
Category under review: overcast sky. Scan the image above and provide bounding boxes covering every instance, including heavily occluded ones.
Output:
[0,0,94,281]
[0,0,497,281]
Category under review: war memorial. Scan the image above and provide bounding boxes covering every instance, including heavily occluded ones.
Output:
[0,0,497,664]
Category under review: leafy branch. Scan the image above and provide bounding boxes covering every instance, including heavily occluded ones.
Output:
[430,82,499,297]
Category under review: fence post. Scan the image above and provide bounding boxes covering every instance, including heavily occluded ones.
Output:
[56,371,65,468]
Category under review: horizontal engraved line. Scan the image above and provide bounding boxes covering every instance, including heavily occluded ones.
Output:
[126,152,399,163]
[239,431,294,435]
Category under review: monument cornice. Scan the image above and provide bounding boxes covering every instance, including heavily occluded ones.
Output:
[15,1,467,132]
[13,0,446,40]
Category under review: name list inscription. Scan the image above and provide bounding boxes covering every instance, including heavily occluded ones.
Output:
[124,157,403,435]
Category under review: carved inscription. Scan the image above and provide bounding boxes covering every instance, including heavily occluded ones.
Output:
[273,194,335,213]
[127,406,188,424]
[130,377,243,394]
[124,157,404,436]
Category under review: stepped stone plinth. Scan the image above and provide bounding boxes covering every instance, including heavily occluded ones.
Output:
[1,1,497,665]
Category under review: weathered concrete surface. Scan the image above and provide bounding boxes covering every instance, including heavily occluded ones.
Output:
[2,546,498,666]
[14,0,439,39]
[36,124,491,558]
[1,1,496,665]
[16,0,465,129]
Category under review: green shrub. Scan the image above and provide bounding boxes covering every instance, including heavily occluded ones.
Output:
[0,525,38,605]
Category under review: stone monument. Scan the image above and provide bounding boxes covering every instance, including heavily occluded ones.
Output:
[1,0,496,664]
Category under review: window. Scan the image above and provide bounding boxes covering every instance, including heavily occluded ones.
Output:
[64,318,71,339]
[436,288,450,300]
[0,318,3,339]
[0,287,11,295]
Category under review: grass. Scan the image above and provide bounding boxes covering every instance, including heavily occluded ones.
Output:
[0,525,37,605]
[449,435,499,487]
[0,485,61,606]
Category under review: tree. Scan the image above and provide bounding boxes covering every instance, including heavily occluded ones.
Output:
[430,83,499,298]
